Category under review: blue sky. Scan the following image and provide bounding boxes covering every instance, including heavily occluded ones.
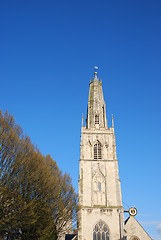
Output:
[0,0,161,239]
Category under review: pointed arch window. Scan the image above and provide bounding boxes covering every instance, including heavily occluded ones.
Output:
[95,115,99,124]
[94,142,102,160]
[130,237,140,240]
[93,221,110,240]
[98,181,101,191]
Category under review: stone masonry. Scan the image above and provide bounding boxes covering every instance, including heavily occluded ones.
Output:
[77,71,152,240]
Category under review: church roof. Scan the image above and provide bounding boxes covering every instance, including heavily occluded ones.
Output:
[65,234,78,240]
[124,216,152,240]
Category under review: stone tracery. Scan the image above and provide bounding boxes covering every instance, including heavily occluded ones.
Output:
[93,220,110,240]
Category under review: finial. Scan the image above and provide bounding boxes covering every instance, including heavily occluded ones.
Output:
[82,113,84,127]
[94,66,98,77]
[112,114,114,128]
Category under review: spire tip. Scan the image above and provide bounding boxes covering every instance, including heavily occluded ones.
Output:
[94,66,98,78]
[112,114,114,128]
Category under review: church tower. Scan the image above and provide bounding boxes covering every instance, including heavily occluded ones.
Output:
[78,70,124,240]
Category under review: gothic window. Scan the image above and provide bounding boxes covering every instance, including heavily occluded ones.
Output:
[98,181,101,191]
[93,221,110,240]
[94,142,102,160]
[95,115,99,124]
[93,172,105,206]
[130,237,140,240]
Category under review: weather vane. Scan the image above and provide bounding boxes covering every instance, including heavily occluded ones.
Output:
[94,66,98,76]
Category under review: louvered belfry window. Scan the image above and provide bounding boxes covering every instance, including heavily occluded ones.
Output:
[94,142,101,160]
[95,115,99,124]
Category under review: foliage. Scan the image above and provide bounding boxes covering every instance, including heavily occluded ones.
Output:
[0,110,77,240]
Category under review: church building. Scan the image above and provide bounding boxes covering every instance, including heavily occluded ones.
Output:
[77,70,151,240]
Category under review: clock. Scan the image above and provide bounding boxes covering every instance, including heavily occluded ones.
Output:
[129,207,137,216]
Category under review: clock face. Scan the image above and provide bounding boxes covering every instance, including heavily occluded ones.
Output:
[129,207,137,216]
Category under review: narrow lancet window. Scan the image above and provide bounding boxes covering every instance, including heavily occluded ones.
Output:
[95,115,99,124]
[94,142,102,160]
[98,181,101,191]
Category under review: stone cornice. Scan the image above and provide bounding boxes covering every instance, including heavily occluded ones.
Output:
[79,159,118,162]
[82,128,113,135]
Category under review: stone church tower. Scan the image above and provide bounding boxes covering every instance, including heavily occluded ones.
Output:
[77,70,152,240]
[78,70,124,240]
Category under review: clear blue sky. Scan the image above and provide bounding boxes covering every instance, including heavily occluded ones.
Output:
[0,0,161,239]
